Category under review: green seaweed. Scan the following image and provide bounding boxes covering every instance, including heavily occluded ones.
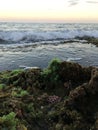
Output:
[0,84,6,90]
[11,87,29,97]
[41,58,61,89]
[0,112,18,130]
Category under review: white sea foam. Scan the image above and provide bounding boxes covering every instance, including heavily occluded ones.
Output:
[19,65,40,70]
[66,57,82,62]
[0,23,98,44]
[0,30,98,44]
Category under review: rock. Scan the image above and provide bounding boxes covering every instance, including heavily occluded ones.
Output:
[59,61,92,84]
[55,123,63,130]
[0,60,98,130]
[88,68,98,94]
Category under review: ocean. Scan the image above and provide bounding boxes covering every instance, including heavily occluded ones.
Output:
[0,22,98,71]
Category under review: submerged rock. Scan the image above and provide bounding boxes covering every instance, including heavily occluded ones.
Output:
[76,36,98,47]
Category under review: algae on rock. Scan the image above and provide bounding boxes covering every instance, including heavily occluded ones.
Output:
[0,59,98,130]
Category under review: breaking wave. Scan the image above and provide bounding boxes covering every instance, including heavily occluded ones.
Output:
[0,29,98,44]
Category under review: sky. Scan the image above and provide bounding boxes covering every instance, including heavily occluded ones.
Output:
[0,0,98,23]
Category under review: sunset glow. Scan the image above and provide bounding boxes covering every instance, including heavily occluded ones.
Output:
[0,0,98,22]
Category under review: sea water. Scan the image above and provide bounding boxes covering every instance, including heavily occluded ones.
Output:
[0,22,98,70]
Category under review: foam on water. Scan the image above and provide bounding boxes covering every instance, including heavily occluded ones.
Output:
[0,23,98,44]
[0,30,98,43]
[66,57,82,62]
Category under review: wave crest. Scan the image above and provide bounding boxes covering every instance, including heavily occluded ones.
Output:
[0,30,98,44]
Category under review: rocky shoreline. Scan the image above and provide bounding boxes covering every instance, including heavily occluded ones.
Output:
[0,59,98,130]
[76,36,98,47]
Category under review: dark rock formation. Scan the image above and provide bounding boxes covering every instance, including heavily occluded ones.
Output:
[76,36,98,47]
[0,60,98,130]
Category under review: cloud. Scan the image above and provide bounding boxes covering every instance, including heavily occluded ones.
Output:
[68,0,79,6]
[69,2,78,6]
[86,1,98,4]
[68,0,98,6]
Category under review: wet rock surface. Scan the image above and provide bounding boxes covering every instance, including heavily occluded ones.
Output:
[76,36,98,47]
[0,59,98,130]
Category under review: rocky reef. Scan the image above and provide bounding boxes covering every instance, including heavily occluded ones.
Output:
[76,36,98,47]
[0,59,98,130]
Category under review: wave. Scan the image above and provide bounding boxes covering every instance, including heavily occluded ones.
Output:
[0,30,98,44]
[66,57,82,62]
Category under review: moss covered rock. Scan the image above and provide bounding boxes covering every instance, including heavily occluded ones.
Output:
[0,60,98,130]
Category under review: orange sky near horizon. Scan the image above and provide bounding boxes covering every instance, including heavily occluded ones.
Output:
[0,0,98,23]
